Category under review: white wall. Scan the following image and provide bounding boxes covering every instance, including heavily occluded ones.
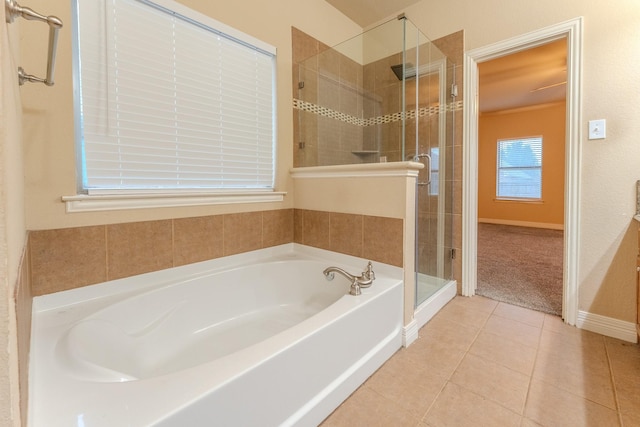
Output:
[403,0,640,322]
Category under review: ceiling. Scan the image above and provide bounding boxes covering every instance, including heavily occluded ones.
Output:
[478,38,567,113]
[325,0,421,27]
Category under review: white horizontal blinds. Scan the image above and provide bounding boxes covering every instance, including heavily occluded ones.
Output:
[77,0,275,191]
[496,137,542,199]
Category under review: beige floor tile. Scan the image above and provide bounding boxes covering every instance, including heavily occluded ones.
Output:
[469,330,537,375]
[392,340,467,381]
[418,314,481,353]
[520,418,544,427]
[621,411,640,427]
[534,329,615,409]
[450,353,530,414]
[435,298,494,330]
[539,324,606,355]
[446,295,499,314]
[606,338,640,419]
[533,350,616,409]
[423,382,522,427]
[493,302,545,328]
[483,315,542,349]
[525,378,620,427]
[365,363,447,419]
[321,386,421,427]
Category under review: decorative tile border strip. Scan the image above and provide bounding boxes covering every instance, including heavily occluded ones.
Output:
[293,98,464,127]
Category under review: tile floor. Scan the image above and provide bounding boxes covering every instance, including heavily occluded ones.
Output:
[321,296,640,427]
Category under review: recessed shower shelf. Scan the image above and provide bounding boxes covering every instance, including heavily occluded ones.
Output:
[352,150,379,155]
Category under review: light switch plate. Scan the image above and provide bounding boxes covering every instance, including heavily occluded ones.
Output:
[588,119,606,140]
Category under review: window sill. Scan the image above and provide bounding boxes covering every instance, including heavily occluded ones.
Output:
[494,198,543,204]
[62,191,287,213]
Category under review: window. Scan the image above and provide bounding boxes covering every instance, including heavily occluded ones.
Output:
[496,137,542,199]
[73,0,276,194]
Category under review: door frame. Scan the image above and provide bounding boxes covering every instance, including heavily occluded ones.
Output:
[461,17,583,325]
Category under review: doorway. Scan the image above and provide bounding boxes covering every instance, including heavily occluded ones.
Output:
[462,18,583,325]
[475,39,567,316]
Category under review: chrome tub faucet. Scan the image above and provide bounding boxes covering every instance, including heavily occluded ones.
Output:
[323,262,376,296]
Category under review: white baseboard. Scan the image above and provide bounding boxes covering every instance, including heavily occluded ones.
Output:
[478,218,564,230]
[576,310,638,343]
[402,319,419,347]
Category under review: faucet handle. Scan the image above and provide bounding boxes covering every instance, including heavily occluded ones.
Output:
[363,261,375,281]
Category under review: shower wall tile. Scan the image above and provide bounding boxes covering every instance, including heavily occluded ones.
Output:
[262,209,294,248]
[173,215,224,266]
[107,220,173,280]
[223,211,263,256]
[330,212,363,258]
[30,225,107,295]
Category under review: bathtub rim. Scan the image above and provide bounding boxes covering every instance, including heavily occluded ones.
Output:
[33,243,403,316]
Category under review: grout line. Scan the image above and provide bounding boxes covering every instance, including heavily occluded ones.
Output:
[521,311,545,423]
[603,337,625,427]
[422,298,498,422]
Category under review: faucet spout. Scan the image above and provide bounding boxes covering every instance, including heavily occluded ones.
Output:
[323,262,376,296]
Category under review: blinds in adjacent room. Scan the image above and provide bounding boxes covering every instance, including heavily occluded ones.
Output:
[496,137,543,199]
[74,0,276,192]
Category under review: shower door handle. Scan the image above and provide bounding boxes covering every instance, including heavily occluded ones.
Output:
[413,153,431,186]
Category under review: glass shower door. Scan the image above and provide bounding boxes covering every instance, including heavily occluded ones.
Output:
[404,22,453,308]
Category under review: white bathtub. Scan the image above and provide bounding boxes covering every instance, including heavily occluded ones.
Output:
[29,243,403,426]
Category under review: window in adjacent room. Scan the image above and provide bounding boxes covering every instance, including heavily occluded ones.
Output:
[496,137,542,200]
[72,0,276,194]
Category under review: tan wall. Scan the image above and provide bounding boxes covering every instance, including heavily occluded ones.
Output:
[404,0,640,322]
[19,0,361,231]
[478,102,565,228]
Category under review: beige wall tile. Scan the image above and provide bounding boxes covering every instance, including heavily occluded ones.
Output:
[293,209,303,243]
[107,220,172,280]
[329,212,363,258]
[301,210,331,250]
[262,209,294,248]
[30,226,107,295]
[223,211,263,256]
[173,215,223,266]
[363,216,403,267]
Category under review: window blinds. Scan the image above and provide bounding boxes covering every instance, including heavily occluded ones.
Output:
[496,137,542,199]
[75,0,276,192]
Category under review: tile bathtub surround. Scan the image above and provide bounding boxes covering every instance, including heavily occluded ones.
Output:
[29,209,294,296]
[294,209,404,267]
[321,296,640,427]
[28,208,401,296]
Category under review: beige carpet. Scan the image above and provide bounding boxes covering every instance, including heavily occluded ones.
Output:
[476,223,563,316]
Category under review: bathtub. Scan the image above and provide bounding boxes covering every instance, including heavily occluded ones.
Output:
[29,243,403,426]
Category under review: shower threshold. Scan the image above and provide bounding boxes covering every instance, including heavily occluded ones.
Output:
[415,275,457,330]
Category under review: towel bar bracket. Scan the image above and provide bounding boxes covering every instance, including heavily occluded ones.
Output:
[5,0,63,86]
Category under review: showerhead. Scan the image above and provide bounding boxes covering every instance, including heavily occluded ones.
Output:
[390,63,416,80]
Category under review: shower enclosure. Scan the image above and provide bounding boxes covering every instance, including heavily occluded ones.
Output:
[293,16,456,316]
